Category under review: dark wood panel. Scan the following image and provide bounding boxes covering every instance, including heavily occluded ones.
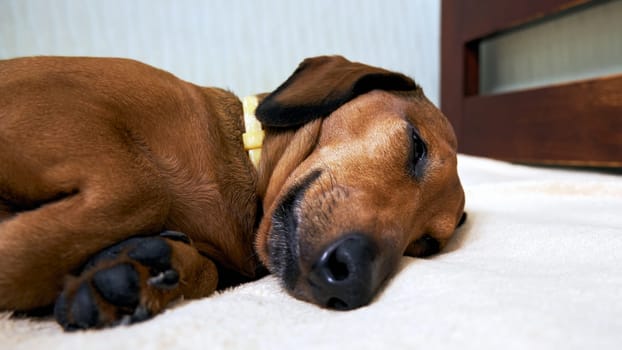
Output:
[460,0,590,41]
[461,75,622,166]
[464,41,479,97]
[441,0,620,166]
[440,0,464,138]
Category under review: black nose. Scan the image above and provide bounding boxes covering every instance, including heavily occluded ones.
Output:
[309,233,380,310]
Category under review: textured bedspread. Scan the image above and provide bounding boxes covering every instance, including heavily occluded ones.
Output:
[2,155,621,350]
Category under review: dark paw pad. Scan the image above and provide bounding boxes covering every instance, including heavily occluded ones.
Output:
[54,283,99,331]
[128,237,172,271]
[92,263,140,308]
[54,232,188,330]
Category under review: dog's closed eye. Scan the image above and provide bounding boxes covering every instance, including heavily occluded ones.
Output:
[407,125,427,179]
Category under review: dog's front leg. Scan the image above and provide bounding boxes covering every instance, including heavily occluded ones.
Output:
[53,231,218,330]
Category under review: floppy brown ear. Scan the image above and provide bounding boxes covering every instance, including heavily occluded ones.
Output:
[256,55,417,128]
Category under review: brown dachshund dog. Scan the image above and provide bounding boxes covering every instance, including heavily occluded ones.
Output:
[0,55,465,330]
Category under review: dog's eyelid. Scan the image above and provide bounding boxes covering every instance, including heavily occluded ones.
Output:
[406,123,427,179]
[406,123,426,151]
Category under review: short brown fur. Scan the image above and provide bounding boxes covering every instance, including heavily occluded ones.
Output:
[0,57,258,311]
[0,55,464,327]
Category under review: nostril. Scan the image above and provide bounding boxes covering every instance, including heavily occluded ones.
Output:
[327,297,349,310]
[327,250,349,281]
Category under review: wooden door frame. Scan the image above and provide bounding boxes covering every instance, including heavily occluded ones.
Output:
[441,0,622,166]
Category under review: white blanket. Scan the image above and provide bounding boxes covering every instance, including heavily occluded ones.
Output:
[2,155,621,349]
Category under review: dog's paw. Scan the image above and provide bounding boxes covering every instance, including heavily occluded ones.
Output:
[54,231,192,331]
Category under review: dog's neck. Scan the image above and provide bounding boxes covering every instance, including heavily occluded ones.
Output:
[240,94,322,220]
[241,96,264,169]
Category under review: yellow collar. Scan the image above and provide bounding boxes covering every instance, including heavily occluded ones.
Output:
[242,95,264,169]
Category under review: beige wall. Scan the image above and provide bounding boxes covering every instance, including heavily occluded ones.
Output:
[1,0,441,104]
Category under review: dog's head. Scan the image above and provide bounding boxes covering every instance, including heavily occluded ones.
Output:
[254,56,465,310]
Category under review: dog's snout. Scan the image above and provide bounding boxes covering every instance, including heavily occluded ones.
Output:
[309,233,380,310]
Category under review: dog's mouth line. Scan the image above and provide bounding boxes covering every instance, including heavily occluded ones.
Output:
[274,169,323,233]
[268,170,323,288]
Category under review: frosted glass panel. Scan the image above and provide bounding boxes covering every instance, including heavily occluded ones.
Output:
[480,0,622,95]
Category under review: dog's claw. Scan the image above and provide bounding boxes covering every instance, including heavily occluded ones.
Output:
[148,269,179,289]
[131,305,151,323]
[114,305,151,326]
